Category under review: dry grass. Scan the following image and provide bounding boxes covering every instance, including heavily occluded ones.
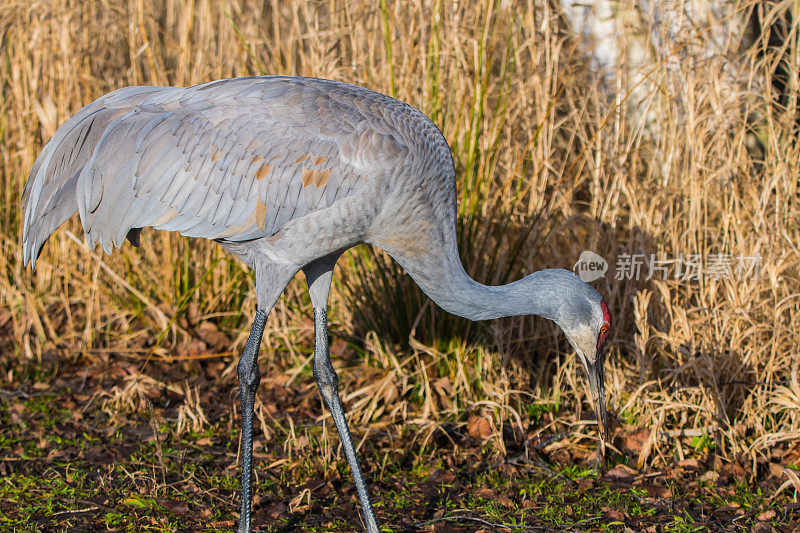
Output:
[1,0,798,474]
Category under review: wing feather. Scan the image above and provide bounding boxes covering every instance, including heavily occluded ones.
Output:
[23,76,417,265]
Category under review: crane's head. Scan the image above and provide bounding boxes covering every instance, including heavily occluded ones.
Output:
[551,277,612,441]
[523,269,612,441]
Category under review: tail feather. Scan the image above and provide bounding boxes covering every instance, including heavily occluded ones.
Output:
[23,175,80,268]
[21,86,162,268]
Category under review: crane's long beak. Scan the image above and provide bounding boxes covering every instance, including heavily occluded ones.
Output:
[585,355,610,441]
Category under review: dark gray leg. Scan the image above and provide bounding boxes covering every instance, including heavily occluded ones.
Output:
[304,256,379,533]
[313,307,379,533]
[237,308,267,533]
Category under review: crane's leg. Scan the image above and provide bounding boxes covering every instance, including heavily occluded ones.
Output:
[236,262,298,533]
[237,308,267,533]
[304,258,380,533]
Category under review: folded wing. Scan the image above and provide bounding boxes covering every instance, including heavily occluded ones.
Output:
[22,77,410,267]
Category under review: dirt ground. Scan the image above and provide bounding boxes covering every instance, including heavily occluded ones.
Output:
[1,353,797,532]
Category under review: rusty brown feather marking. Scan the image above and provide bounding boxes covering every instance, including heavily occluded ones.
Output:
[314,155,327,165]
[256,163,272,180]
[256,200,267,230]
[295,153,310,163]
[314,168,331,187]
[211,146,222,162]
[302,168,332,188]
[302,168,315,187]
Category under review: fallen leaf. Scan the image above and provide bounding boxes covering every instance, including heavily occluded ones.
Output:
[602,506,625,521]
[431,469,456,484]
[678,458,701,471]
[698,470,718,483]
[467,415,492,440]
[716,504,740,513]
[604,464,637,482]
[721,461,745,478]
[757,509,776,522]
[267,501,288,518]
[196,321,231,350]
[475,487,496,499]
[187,339,207,355]
[161,500,189,514]
[621,428,650,455]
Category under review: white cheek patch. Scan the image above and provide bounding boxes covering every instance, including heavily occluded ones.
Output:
[563,322,597,362]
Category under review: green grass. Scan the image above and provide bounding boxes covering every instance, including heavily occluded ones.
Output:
[2,384,795,532]
[2,363,797,532]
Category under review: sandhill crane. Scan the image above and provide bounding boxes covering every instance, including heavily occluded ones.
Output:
[21,76,612,533]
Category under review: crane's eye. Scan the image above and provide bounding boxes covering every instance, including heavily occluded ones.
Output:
[597,323,610,352]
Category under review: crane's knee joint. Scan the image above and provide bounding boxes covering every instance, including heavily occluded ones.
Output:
[313,360,339,397]
[238,359,261,389]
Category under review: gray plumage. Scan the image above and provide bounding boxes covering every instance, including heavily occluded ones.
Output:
[21,76,612,533]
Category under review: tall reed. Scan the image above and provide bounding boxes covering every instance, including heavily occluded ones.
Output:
[0,0,797,467]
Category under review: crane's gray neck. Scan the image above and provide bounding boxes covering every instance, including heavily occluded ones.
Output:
[387,247,569,323]
[370,201,601,326]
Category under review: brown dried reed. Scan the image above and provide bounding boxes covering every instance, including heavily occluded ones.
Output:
[0,0,797,470]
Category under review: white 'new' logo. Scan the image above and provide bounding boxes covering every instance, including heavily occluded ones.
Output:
[573,251,608,282]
